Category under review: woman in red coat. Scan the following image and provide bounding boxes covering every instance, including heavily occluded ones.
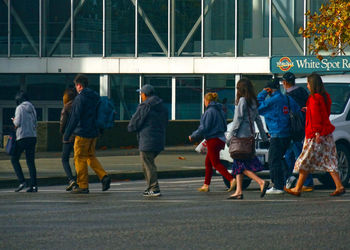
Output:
[284,73,345,197]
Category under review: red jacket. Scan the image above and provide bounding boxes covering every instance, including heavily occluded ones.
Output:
[305,92,335,139]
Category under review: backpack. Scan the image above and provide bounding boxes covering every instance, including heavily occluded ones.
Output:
[96,96,117,129]
[286,96,305,141]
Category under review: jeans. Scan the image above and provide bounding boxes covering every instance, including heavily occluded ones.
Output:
[268,137,291,190]
[74,136,107,189]
[140,151,160,192]
[11,137,37,187]
[285,140,314,187]
[62,141,75,182]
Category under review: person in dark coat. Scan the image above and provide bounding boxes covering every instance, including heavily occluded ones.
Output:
[60,88,78,191]
[128,84,168,197]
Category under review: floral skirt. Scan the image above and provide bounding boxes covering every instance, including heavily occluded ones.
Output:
[294,134,338,173]
[232,156,264,175]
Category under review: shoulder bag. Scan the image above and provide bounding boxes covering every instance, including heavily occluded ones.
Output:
[286,96,305,141]
[229,106,255,160]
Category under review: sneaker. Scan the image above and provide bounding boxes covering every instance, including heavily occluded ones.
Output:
[266,187,284,195]
[301,186,314,192]
[143,190,161,197]
[101,175,111,191]
[71,187,89,194]
[285,176,297,189]
[15,182,26,192]
[66,180,78,191]
[26,186,38,193]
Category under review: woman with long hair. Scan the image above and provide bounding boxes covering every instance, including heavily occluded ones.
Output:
[189,92,236,192]
[284,73,345,196]
[227,78,270,199]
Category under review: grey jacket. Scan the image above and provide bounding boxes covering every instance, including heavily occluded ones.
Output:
[13,101,37,140]
[227,97,267,142]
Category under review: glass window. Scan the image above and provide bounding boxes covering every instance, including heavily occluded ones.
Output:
[206,75,235,119]
[172,0,201,57]
[110,75,139,120]
[0,75,21,100]
[74,0,102,56]
[0,0,7,56]
[143,76,172,119]
[138,0,168,57]
[106,0,135,57]
[237,0,268,56]
[241,75,272,94]
[43,0,71,56]
[204,0,235,57]
[3,108,16,135]
[48,108,62,121]
[176,77,202,119]
[272,0,304,56]
[10,0,39,56]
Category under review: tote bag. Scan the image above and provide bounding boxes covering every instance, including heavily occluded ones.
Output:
[6,131,16,155]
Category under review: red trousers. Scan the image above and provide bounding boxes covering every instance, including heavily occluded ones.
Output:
[204,138,233,185]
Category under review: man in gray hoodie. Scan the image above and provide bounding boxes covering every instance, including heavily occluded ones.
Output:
[128,84,168,197]
[11,91,38,192]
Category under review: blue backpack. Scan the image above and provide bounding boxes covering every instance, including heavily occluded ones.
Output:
[96,96,117,129]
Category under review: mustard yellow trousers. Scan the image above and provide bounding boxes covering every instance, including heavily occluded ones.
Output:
[74,136,107,189]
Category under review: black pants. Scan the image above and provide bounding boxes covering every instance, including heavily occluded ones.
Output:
[11,137,37,187]
[268,137,291,190]
[61,142,75,181]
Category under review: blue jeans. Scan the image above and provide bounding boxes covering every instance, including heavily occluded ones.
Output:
[62,141,75,182]
[268,137,291,190]
[285,140,314,187]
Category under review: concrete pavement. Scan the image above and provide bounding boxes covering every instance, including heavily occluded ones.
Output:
[0,145,206,189]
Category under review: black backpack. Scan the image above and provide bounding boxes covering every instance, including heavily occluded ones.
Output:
[286,96,305,141]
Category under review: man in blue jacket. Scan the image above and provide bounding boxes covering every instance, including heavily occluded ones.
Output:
[128,84,168,197]
[257,78,300,194]
[64,74,111,194]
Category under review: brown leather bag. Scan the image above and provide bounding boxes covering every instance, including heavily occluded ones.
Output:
[229,107,255,160]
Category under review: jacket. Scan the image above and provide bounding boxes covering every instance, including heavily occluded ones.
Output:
[64,88,100,141]
[190,102,227,141]
[128,95,168,152]
[257,89,300,138]
[305,92,334,139]
[13,101,37,140]
[60,100,75,143]
[227,98,268,142]
[286,86,309,108]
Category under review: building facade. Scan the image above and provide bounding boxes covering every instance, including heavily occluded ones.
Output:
[0,0,330,139]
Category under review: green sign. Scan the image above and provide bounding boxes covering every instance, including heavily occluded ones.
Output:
[270,56,350,74]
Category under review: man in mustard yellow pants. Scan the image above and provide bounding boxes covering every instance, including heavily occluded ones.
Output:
[64,74,111,194]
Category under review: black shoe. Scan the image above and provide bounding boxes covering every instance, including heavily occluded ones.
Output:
[260,181,270,198]
[26,186,38,193]
[15,182,26,192]
[71,187,89,194]
[227,194,243,200]
[101,175,111,191]
[143,190,161,197]
[66,180,78,191]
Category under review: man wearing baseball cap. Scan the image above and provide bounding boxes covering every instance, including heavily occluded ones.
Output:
[257,78,300,195]
[282,72,314,191]
[128,84,168,197]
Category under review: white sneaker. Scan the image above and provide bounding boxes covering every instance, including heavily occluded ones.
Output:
[285,176,297,189]
[266,187,284,195]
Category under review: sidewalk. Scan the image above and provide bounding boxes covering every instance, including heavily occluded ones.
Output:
[0,145,206,189]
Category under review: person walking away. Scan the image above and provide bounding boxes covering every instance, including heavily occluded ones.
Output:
[11,91,38,192]
[284,73,345,197]
[282,72,314,191]
[257,78,300,195]
[128,84,168,197]
[60,88,78,191]
[226,78,270,199]
[64,74,111,194]
[189,92,236,193]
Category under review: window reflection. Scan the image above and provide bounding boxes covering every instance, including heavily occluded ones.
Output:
[176,77,202,119]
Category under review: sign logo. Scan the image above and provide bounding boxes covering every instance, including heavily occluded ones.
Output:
[276,57,294,72]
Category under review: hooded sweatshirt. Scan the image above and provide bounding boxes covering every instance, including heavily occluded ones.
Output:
[13,101,37,140]
[128,95,168,152]
[190,102,227,142]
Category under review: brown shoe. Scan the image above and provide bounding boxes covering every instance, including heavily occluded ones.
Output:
[284,187,301,197]
[197,186,209,192]
[227,178,236,192]
[330,188,346,196]
[301,186,314,192]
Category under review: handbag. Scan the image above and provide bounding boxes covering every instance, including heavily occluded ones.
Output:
[5,131,16,155]
[286,96,305,141]
[229,106,255,160]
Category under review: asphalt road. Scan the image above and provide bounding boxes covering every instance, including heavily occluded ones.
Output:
[0,177,349,250]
